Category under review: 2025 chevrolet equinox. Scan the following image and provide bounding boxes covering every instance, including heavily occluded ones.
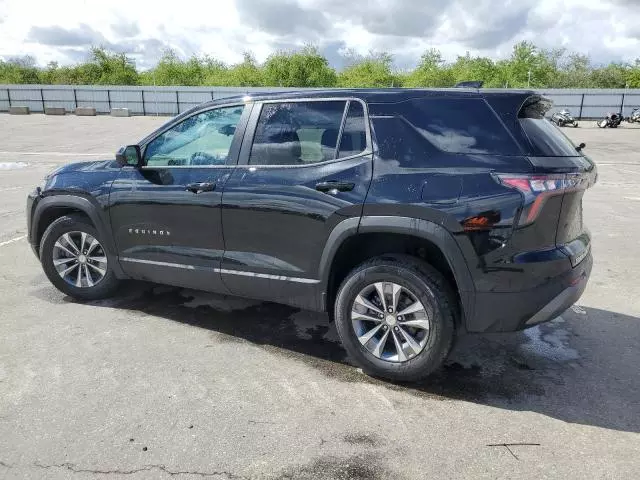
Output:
[27,89,595,381]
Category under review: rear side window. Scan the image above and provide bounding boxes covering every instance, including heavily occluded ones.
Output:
[373,98,520,155]
[249,101,346,166]
[519,99,581,157]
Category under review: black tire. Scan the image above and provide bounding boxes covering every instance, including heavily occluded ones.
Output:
[334,255,457,382]
[39,214,120,300]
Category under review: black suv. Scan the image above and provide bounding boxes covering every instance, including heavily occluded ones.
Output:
[26,89,595,381]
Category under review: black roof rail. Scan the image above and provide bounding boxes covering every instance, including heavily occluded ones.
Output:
[455,81,484,88]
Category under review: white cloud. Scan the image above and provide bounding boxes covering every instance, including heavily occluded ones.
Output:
[0,0,639,68]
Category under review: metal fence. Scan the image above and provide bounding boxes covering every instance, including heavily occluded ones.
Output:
[1,85,639,118]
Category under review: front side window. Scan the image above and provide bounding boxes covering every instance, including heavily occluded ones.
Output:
[144,105,244,166]
[248,101,348,166]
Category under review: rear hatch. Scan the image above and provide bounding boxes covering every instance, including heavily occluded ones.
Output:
[518,97,596,246]
[488,94,596,264]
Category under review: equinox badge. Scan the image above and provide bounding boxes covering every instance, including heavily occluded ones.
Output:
[128,228,171,236]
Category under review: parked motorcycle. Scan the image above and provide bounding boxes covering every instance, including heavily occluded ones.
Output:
[551,109,579,127]
[625,108,640,123]
[596,112,623,128]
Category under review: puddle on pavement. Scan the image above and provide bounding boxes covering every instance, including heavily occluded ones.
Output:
[276,453,388,480]
[35,282,583,404]
[0,162,28,170]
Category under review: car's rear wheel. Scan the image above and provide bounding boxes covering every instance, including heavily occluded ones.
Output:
[40,214,120,300]
[334,255,456,382]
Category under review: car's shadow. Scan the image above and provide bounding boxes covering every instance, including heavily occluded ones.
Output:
[64,281,640,434]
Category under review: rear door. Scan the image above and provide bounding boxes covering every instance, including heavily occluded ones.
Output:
[220,98,373,309]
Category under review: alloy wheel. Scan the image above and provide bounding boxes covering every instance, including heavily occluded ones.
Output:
[52,231,107,288]
[350,282,431,363]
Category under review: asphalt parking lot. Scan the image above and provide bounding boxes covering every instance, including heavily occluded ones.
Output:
[0,114,639,479]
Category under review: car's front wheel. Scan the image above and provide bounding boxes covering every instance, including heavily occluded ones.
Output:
[40,214,120,300]
[334,255,457,382]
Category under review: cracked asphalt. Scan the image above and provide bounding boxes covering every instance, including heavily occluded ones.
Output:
[0,115,639,479]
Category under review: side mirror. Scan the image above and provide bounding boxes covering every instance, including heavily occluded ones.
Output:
[115,145,141,167]
[576,142,586,152]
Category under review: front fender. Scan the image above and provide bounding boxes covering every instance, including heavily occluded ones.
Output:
[31,194,125,277]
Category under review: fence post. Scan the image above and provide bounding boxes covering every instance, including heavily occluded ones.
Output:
[620,93,626,115]
[176,90,180,113]
[141,90,146,116]
[73,88,78,110]
[7,88,11,107]
[40,88,45,112]
[107,90,111,110]
[578,94,585,120]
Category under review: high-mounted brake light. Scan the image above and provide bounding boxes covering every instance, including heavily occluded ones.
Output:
[495,173,587,225]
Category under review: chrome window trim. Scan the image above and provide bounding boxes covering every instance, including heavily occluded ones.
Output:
[140,164,232,170]
[236,151,372,169]
[139,102,251,167]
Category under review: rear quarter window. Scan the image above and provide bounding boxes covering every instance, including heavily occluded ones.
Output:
[371,98,520,156]
[518,99,581,157]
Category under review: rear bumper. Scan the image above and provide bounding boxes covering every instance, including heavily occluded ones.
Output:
[468,252,592,333]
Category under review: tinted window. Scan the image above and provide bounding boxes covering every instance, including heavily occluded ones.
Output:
[373,98,520,155]
[370,116,433,166]
[338,101,367,158]
[144,106,244,166]
[519,99,580,157]
[249,101,346,166]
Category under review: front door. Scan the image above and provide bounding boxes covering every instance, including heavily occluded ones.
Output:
[109,103,250,291]
[220,99,373,309]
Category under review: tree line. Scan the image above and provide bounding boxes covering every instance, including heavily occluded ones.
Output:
[2,42,640,88]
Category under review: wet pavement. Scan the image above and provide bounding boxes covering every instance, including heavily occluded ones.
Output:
[0,115,638,479]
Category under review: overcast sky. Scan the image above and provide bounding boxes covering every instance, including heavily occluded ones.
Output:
[1,0,639,69]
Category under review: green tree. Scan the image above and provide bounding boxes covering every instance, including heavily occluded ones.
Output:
[449,53,496,86]
[337,51,396,87]
[404,49,453,87]
[77,47,139,85]
[263,45,336,87]
[590,63,630,88]
[546,52,587,88]
[145,49,201,86]
[201,56,230,86]
[628,60,640,88]
[0,56,41,84]
[225,52,264,86]
[500,41,556,88]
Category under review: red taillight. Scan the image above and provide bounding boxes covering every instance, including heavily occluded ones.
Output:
[495,173,587,225]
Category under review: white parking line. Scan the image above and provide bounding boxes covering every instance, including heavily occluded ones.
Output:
[0,151,111,157]
[0,235,26,247]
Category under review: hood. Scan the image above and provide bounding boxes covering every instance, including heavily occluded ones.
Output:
[43,159,122,195]
[48,159,120,178]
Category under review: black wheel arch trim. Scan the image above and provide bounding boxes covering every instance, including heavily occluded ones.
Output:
[31,194,126,278]
[318,215,475,328]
